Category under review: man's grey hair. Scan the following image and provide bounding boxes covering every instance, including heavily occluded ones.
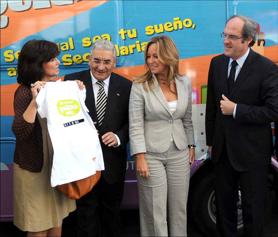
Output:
[91,39,116,58]
[227,15,258,46]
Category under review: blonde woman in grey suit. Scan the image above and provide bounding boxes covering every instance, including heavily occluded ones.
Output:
[129,35,195,237]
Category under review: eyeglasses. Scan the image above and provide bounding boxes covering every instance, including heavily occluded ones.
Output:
[221,32,243,41]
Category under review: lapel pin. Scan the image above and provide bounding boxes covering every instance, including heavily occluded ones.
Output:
[116,93,120,96]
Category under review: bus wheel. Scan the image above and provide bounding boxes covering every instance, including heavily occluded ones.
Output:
[188,171,243,236]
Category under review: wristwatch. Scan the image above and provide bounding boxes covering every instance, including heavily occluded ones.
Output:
[188,144,196,149]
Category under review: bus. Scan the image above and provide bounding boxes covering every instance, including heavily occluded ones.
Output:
[1,0,278,235]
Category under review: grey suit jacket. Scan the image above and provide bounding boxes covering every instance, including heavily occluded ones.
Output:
[129,75,194,156]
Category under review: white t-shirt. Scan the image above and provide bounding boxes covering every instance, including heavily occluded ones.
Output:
[36,81,104,187]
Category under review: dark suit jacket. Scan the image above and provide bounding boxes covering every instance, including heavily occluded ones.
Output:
[64,70,132,183]
[205,49,278,171]
[274,122,278,155]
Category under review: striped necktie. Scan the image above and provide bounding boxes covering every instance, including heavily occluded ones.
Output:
[96,80,107,126]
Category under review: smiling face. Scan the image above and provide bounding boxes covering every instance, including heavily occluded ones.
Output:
[43,57,60,78]
[89,49,115,81]
[146,43,168,77]
[223,17,252,60]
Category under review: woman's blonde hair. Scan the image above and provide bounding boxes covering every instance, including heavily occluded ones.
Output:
[135,35,180,90]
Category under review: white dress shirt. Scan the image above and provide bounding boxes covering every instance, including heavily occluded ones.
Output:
[228,48,250,81]
[229,48,250,118]
[90,71,121,146]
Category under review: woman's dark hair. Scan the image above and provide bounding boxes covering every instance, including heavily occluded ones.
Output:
[17,39,59,86]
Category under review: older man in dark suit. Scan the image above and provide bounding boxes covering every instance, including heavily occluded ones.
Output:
[206,15,278,237]
[65,39,131,237]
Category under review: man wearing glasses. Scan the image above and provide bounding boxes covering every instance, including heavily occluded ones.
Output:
[206,15,278,237]
[65,39,132,237]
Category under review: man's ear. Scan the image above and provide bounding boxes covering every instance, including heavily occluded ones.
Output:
[87,55,92,63]
[243,36,253,45]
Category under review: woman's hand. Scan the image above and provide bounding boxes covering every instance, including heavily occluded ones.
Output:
[189,148,195,165]
[22,81,45,123]
[75,80,85,90]
[136,153,149,178]
[30,81,46,99]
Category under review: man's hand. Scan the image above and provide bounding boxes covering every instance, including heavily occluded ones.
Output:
[220,94,236,115]
[102,132,118,147]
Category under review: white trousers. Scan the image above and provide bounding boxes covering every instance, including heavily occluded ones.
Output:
[137,143,190,237]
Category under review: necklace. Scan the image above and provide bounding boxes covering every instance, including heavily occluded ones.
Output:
[159,79,168,85]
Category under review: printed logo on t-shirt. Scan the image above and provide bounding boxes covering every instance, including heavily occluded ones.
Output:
[57,99,80,116]
[63,119,84,127]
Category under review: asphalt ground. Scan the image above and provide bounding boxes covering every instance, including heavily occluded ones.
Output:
[1,207,277,237]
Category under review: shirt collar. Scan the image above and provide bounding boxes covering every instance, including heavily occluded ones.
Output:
[90,71,111,86]
[229,48,250,69]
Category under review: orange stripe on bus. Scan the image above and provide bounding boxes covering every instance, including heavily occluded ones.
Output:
[1,45,277,116]
[1,84,18,116]
[114,55,214,89]
[1,1,107,48]
[265,45,278,64]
